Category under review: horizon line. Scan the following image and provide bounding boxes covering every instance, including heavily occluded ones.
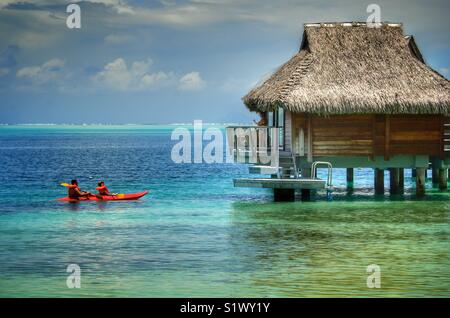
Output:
[0,122,252,126]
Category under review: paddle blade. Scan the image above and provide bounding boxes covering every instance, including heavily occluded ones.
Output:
[60,183,71,187]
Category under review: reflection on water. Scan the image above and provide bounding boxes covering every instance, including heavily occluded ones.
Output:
[229,199,450,297]
[95,201,108,211]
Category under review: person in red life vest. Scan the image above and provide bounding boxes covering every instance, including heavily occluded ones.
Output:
[96,181,111,196]
[68,179,92,199]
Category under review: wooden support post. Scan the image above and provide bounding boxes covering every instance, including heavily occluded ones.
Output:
[398,168,404,194]
[374,168,384,195]
[301,189,311,201]
[274,188,295,202]
[346,168,354,190]
[438,169,448,190]
[411,169,416,178]
[389,168,400,195]
[416,168,426,197]
[432,168,439,185]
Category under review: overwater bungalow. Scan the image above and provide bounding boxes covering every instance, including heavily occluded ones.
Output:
[227,22,450,201]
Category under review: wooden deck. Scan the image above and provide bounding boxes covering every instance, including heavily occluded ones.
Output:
[233,178,326,190]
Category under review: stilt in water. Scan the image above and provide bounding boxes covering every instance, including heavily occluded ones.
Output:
[374,168,384,195]
[346,168,354,191]
[432,167,439,186]
[416,168,426,197]
[389,168,400,195]
[411,169,416,178]
[301,189,311,201]
[438,169,448,190]
[398,168,404,194]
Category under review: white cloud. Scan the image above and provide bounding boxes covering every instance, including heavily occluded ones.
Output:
[16,58,65,84]
[131,59,152,77]
[178,71,206,91]
[92,58,132,89]
[93,57,205,92]
[0,0,15,9]
[0,8,65,49]
[94,0,135,14]
[2,0,450,37]
[141,71,174,88]
[98,0,331,29]
[93,57,178,90]
[0,0,134,13]
[0,67,9,76]
[2,0,450,50]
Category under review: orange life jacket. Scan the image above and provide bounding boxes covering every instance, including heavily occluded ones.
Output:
[96,185,109,194]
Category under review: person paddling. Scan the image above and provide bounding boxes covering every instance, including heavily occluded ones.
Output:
[96,181,111,196]
[68,179,92,199]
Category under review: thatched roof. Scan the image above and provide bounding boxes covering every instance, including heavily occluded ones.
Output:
[243,22,450,115]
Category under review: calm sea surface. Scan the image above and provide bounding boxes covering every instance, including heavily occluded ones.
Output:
[0,125,449,297]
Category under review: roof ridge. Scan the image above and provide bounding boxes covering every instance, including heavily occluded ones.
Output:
[304,22,402,28]
[278,54,314,102]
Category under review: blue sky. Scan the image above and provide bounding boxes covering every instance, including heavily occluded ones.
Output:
[0,0,448,124]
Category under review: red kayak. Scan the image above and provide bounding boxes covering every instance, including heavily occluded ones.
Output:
[57,191,149,202]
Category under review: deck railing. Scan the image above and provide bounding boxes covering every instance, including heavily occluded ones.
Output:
[226,126,279,165]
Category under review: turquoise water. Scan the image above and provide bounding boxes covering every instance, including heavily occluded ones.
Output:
[0,125,449,297]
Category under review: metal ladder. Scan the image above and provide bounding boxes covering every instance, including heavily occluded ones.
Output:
[311,161,333,188]
[312,161,333,200]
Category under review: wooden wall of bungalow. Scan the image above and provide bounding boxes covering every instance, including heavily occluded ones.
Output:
[286,112,450,161]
